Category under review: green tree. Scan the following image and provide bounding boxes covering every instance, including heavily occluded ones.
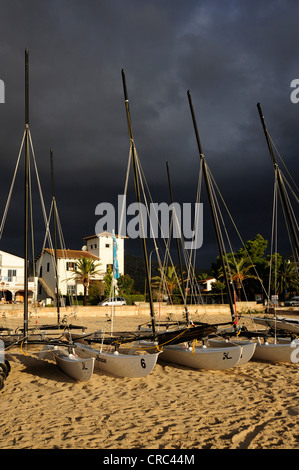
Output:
[211,234,269,300]
[88,280,105,305]
[197,272,211,281]
[238,234,268,262]
[211,280,226,293]
[238,234,269,290]
[151,266,182,303]
[117,274,135,296]
[270,257,299,298]
[218,256,261,301]
[103,266,113,298]
[281,260,299,297]
[71,257,102,306]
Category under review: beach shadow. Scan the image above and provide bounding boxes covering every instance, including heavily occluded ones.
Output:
[157,358,202,372]
[10,352,76,383]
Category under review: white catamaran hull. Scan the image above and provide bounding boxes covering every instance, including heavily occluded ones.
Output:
[207,339,257,365]
[253,316,299,334]
[252,339,299,363]
[39,345,95,382]
[74,342,160,378]
[159,342,242,370]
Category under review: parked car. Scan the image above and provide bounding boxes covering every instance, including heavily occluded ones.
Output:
[284,296,299,307]
[99,297,127,306]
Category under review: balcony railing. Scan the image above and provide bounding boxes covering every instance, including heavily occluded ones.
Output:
[0,276,37,288]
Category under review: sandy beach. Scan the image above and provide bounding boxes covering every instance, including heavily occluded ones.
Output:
[0,310,298,451]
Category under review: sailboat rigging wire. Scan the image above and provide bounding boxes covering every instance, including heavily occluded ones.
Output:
[28,130,49,227]
[268,177,278,305]
[125,143,196,322]
[118,148,132,237]
[0,130,26,240]
[133,150,190,316]
[174,160,206,308]
[28,132,76,314]
[281,172,299,204]
[206,167,246,310]
[36,202,53,270]
[206,162,270,302]
[28,149,39,316]
[180,238,204,305]
[207,167,251,305]
[269,134,299,195]
[277,178,298,264]
[188,158,203,274]
[134,151,175,257]
[206,169,229,264]
[280,173,299,232]
[29,132,71,309]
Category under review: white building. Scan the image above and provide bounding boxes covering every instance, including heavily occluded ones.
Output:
[36,249,101,302]
[35,232,126,303]
[82,231,125,276]
[0,250,37,303]
[198,277,217,292]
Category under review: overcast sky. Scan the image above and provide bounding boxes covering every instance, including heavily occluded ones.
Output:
[0,0,298,269]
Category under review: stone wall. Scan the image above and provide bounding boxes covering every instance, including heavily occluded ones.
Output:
[0,301,265,319]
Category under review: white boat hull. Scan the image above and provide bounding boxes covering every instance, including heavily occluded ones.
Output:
[159,342,242,370]
[253,316,299,334]
[74,342,160,378]
[253,339,299,363]
[39,345,95,382]
[207,339,257,365]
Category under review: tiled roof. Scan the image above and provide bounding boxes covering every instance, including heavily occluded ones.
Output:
[43,248,100,260]
[199,278,216,283]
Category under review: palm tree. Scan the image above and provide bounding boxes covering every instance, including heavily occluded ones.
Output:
[151,266,183,303]
[71,257,102,306]
[219,256,261,301]
[274,259,299,298]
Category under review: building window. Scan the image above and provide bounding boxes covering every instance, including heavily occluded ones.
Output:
[66,262,77,271]
[91,245,93,249]
[67,285,76,295]
[47,262,50,272]
[105,243,110,248]
[7,269,16,281]
[94,244,97,249]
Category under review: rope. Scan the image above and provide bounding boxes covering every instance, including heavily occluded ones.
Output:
[0,130,26,240]
[128,144,188,322]
[269,134,299,195]
[20,340,28,356]
[207,163,270,303]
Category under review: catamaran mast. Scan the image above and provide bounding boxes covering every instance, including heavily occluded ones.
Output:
[257,102,299,259]
[121,69,156,335]
[166,161,190,324]
[187,90,237,325]
[24,48,29,340]
[50,149,60,326]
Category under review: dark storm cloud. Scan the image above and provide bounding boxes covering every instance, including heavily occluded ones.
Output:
[0,0,298,268]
